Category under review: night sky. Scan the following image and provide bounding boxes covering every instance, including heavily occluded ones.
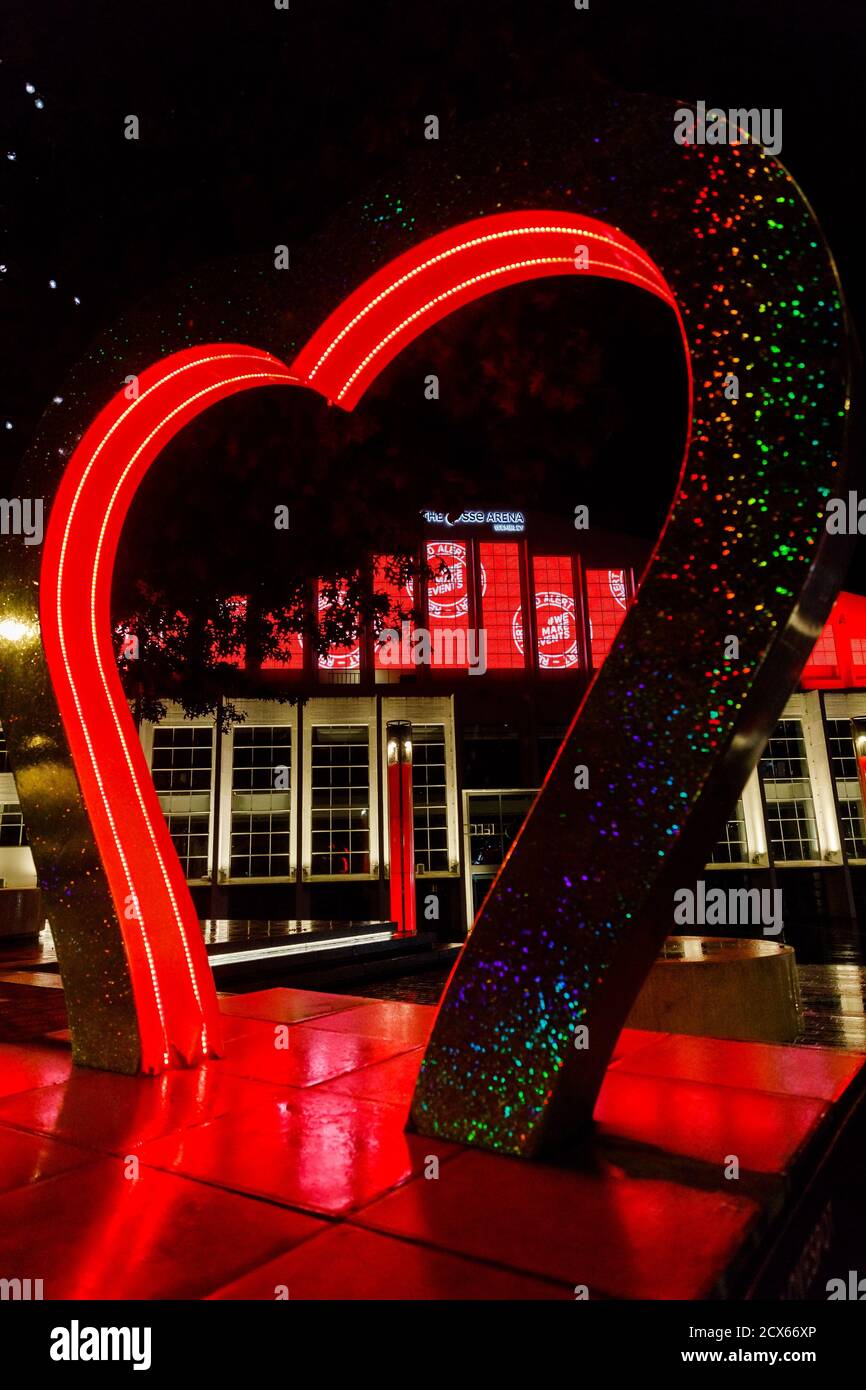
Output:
[2,0,864,592]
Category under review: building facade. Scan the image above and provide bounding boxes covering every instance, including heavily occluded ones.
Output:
[3,512,866,959]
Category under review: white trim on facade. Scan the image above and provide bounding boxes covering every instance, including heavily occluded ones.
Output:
[301,696,380,881]
[218,700,300,884]
[139,703,217,884]
[380,695,460,878]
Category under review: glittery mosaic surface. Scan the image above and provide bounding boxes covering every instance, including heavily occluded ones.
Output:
[397,95,855,1155]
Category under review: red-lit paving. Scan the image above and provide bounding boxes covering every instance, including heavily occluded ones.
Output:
[0,988,862,1299]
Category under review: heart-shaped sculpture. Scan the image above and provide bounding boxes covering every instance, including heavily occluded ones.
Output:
[0,94,854,1156]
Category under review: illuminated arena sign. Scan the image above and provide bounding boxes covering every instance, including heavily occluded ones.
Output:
[0,94,854,1159]
[422,509,526,533]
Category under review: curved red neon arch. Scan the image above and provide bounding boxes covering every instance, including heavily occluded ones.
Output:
[41,212,684,1074]
[41,348,298,1069]
[291,211,679,406]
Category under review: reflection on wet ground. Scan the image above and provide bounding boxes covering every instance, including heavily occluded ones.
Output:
[795,965,866,1050]
[2,932,866,1053]
[339,963,866,1051]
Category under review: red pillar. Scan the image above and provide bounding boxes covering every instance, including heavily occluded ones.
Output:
[387,720,416,935]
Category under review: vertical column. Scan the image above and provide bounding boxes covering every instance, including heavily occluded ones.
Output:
[376,697,390,923]
[851,716,866,845]
[802,691,842,861]
[820,691,857,920]
[387,719,416,935]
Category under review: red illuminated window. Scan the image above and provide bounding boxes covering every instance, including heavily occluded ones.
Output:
[425,540,471,669]
[851,638,866,676]
[586,569,631,668]
[261,610,304,671]
[478,542,525,670]
[373,554,415,671]
[317,580,360,671]
[207,596,247,668]
[804,626,838,678]
[524,556,580,671]
[204,597,303,670]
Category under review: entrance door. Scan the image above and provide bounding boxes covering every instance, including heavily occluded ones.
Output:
[462,789,537,929]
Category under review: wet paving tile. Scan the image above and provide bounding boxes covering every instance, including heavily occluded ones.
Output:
[0,1062,288,1155]
[207,1222,569,1300]
[0,1157,325,1299]
[296,1000,435,1047]
[613,1033,864,1102]
[216,1022,417,1087]
[0,1041,74,1099]
[595,1068,827,1174]
[136,1085,458,1216]
[353,1150,760,1300]
[0,1123,97,1196]
[216,987,372,1024]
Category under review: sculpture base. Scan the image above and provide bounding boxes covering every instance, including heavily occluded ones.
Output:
[625,935,801,1043]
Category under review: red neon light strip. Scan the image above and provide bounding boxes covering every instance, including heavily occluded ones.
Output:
[291,211,677,407]
[41,347,298,1071]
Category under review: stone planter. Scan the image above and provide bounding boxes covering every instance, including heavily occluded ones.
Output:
[626,935,801,1043]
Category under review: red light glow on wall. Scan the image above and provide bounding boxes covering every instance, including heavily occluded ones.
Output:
[801,592,866,690]
[479,542,525,670]
[586,568,631,669]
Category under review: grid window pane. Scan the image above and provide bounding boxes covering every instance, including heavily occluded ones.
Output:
[0,803,27,847]
[0,723,9,774]
[425,540,470,669]
[708,800,748,864]
[851,638,866,678]
[151,725,213,878]
[478,542,525,670]
[310,725,370,875]
[411,725,449,873]
[529,557,579,671]
[373,555,415,670]
[467,790,535,868]
[827,717,866,858]
[230,725,292,878]
[318,579,361,671]
[586,569,630,669]
[759,719,819,861]
[806,627,838,673]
